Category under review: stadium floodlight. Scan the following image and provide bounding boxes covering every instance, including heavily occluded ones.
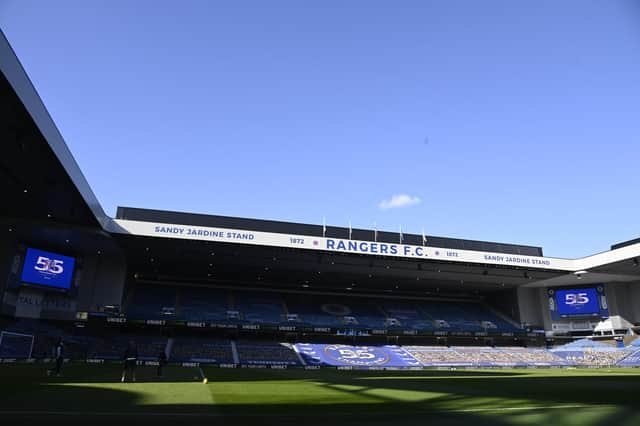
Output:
[574,270,588,279]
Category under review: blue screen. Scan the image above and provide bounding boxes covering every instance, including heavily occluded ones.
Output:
[555,288,600,316]
[20,248,75,290]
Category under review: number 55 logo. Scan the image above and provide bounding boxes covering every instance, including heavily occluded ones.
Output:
[34,256,64,274]
[565,293,589,305]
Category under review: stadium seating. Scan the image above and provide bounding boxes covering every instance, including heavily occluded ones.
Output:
[403,346,568,367]
[178,287,230,321]
[379,301,436,330]
[403,346,470,366]
[617,348,640,367]
[82,334,166,360]
[284,295,391,328]
[284,295,346,327]
[126,285,177,320]
[85,337,126,360]
[550,339,633,366]
[551,349,632,366]
[170,337,234,363]
[32,334,89,360]
[0,332,33,358]
[499,347,568,366]
[420,302,483,332]
[124,285,525,334]
[235,340,301,365]
[418,301,520,333]
[234,292,286,324]
[3,317,638,368]
[0,319,91,360]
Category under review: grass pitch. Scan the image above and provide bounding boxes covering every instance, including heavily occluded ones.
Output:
[0,364,639,425]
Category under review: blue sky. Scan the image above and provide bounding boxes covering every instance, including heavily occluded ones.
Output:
[1,0,640,258]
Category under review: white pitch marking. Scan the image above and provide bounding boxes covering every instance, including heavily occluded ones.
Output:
[0,404,612,417]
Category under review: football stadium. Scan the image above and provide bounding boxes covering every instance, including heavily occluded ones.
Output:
[2,27,640,425]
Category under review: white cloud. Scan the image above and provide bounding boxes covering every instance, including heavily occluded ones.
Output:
[379,194,421,210]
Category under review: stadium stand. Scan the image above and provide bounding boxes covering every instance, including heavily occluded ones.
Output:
[551,349,632,366]
[31,334,89,360]
[0,331,33,358]
[235,340,301,365]
[421,302,483,332]
[170,337,234,363]
[403,346,472,366]
[378,301,435,330]
[284,294,345,327]
[284,296,390,328]
[126,285,177,320]
[499,347,568,366]
[0,319,90,359]
[403,346,568,367]
[85,337,127,360]
[178,287,230,321]
[123,285,525,335]
[85,335,167,361]
[2,317,638,367]
[234,292,286,324]
[550,339,633,366]
[617,341,640,367]
[419,301,521,333]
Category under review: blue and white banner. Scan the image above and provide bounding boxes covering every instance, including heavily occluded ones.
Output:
[294,344,422,367]
[112,219,574,270]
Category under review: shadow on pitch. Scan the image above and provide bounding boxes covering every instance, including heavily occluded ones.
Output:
[0,365,639,426]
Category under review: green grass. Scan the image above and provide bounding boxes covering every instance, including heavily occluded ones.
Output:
[1,364,639,425]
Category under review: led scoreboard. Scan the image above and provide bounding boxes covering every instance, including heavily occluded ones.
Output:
[548,286,608,319]
[20,248,76,290]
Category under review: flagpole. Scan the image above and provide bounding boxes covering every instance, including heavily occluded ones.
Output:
[322,217,326,238]
[349,220,352,240]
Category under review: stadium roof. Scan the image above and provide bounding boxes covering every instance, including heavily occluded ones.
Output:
[3,29,640,294]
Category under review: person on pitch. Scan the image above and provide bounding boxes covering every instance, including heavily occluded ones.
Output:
[48,338,65,377]
[157,348,167,378]
[121,340,139,382]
